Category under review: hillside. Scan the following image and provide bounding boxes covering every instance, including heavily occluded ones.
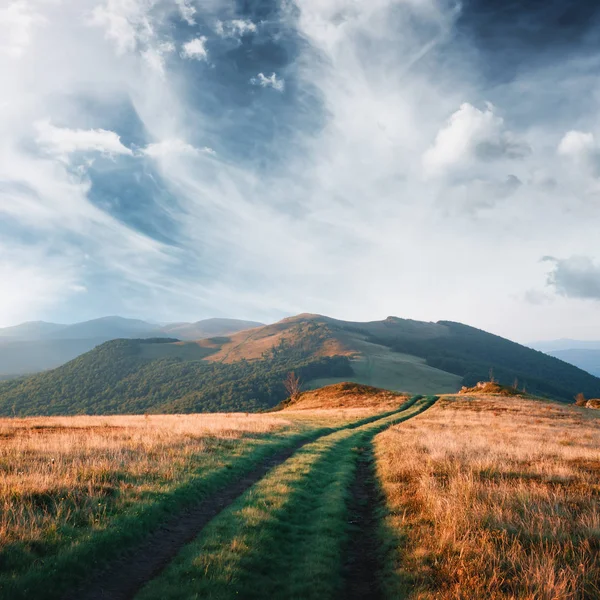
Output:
[1,313,599,415]
[159,318,264,340]
[0,317,265,379]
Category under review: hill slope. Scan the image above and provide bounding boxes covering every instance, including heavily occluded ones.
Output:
[159,318,264,340]
[1,313,599,415]
[0,317,265,378]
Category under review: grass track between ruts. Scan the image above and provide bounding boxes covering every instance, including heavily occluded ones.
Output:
[135,396,438,600]
[2,406,414,600]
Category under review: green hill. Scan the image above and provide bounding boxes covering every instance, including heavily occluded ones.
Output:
[0,314,598,416]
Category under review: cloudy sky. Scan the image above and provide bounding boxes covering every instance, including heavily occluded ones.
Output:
[1,0,600,342]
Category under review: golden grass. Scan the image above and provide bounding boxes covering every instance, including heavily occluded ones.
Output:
[375,395,600,599]
[0,413,290,550]
[282,382,408,411]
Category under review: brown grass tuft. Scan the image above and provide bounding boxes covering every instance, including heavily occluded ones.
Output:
[0,414,290,551]
[376,395,600,599]
[281,382,408,411]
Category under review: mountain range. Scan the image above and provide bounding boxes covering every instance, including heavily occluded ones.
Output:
[0,317,263,378]
[1,313,599,416]
[528,339,600,377]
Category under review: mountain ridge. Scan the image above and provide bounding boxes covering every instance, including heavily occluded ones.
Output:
[1,313,598,416]
[0,317,265,378]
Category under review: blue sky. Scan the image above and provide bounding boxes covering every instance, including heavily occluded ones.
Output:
[1,0,600,341]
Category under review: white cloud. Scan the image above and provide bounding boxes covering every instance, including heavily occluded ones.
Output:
[141,40,175,75]
[144,138,198,157]
[1,0,600,340]
[34,120,133,159]
[250,72,285,92]
[0,0,45,58]
[557,130,600,176]
[422,102,529,177]
[558,130,595,157]
[89,0,155,55]
[175,0,196,25]
[181,36,208,61]
[215,18,257,38]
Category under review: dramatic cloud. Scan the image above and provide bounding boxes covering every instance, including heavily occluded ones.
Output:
[141,40,175,75]
[175,0,196,25]
[181,36,208,60]
[143,138,212,157]
[423,103,530,177]
[89,0,153,54]
[250,72,285,92]
[0,0,44,57]
[2,0,600,341]
[34,120,133,159]
[558,131,600,176]
[544,256,600,300]
[215,19,256,38]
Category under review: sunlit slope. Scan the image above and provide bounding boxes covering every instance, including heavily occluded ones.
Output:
[1,313,599,415]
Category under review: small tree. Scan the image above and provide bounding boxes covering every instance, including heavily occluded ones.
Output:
[575,393,587,407]
[489,367,496,384]
[284,371,301,400]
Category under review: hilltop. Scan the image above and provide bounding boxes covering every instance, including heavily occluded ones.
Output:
[278,382,409,410]
[1,313,599,415]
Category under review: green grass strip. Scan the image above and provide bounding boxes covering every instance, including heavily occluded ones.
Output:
[136,396,437,600]
[3,403,416,600]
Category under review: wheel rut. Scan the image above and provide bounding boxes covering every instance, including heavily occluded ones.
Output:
[64,437,313,600]
[341,444,383,600]
[63,405,413,600]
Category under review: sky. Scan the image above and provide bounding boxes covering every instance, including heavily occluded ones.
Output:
[1,0,600,342]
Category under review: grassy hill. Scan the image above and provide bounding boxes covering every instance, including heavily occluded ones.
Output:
[1,313,599,415]
[0,317,265,379]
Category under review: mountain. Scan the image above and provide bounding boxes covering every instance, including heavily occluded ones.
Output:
[0,338,108,378]
[0,321,67,340]
[546,349,600,378]
[41,316,161,340]
[529,339,600,352]
[1,313,598,416]
[0,317,265,378]
[159,318,264,340]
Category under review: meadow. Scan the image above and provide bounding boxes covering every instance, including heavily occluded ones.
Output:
[2,387,599,599]
[0,409,384,598]
[376,395,600,599]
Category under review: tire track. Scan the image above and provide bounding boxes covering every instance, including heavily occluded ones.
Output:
[63,401,418,600]
[341,396,438,600]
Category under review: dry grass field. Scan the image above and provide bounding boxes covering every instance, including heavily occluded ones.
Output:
[0,404,399,597]
[375,395,600,599]
[0,414,290,542]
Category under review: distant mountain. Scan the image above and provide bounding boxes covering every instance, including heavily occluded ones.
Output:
[159,318,263,340]
[0,317,265,379]
[546,349,600,378]
[0,321,67,340]
[41,316,161,340]
[0,338,107,377]
[1,313,598,416]
[529,339,600,352]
